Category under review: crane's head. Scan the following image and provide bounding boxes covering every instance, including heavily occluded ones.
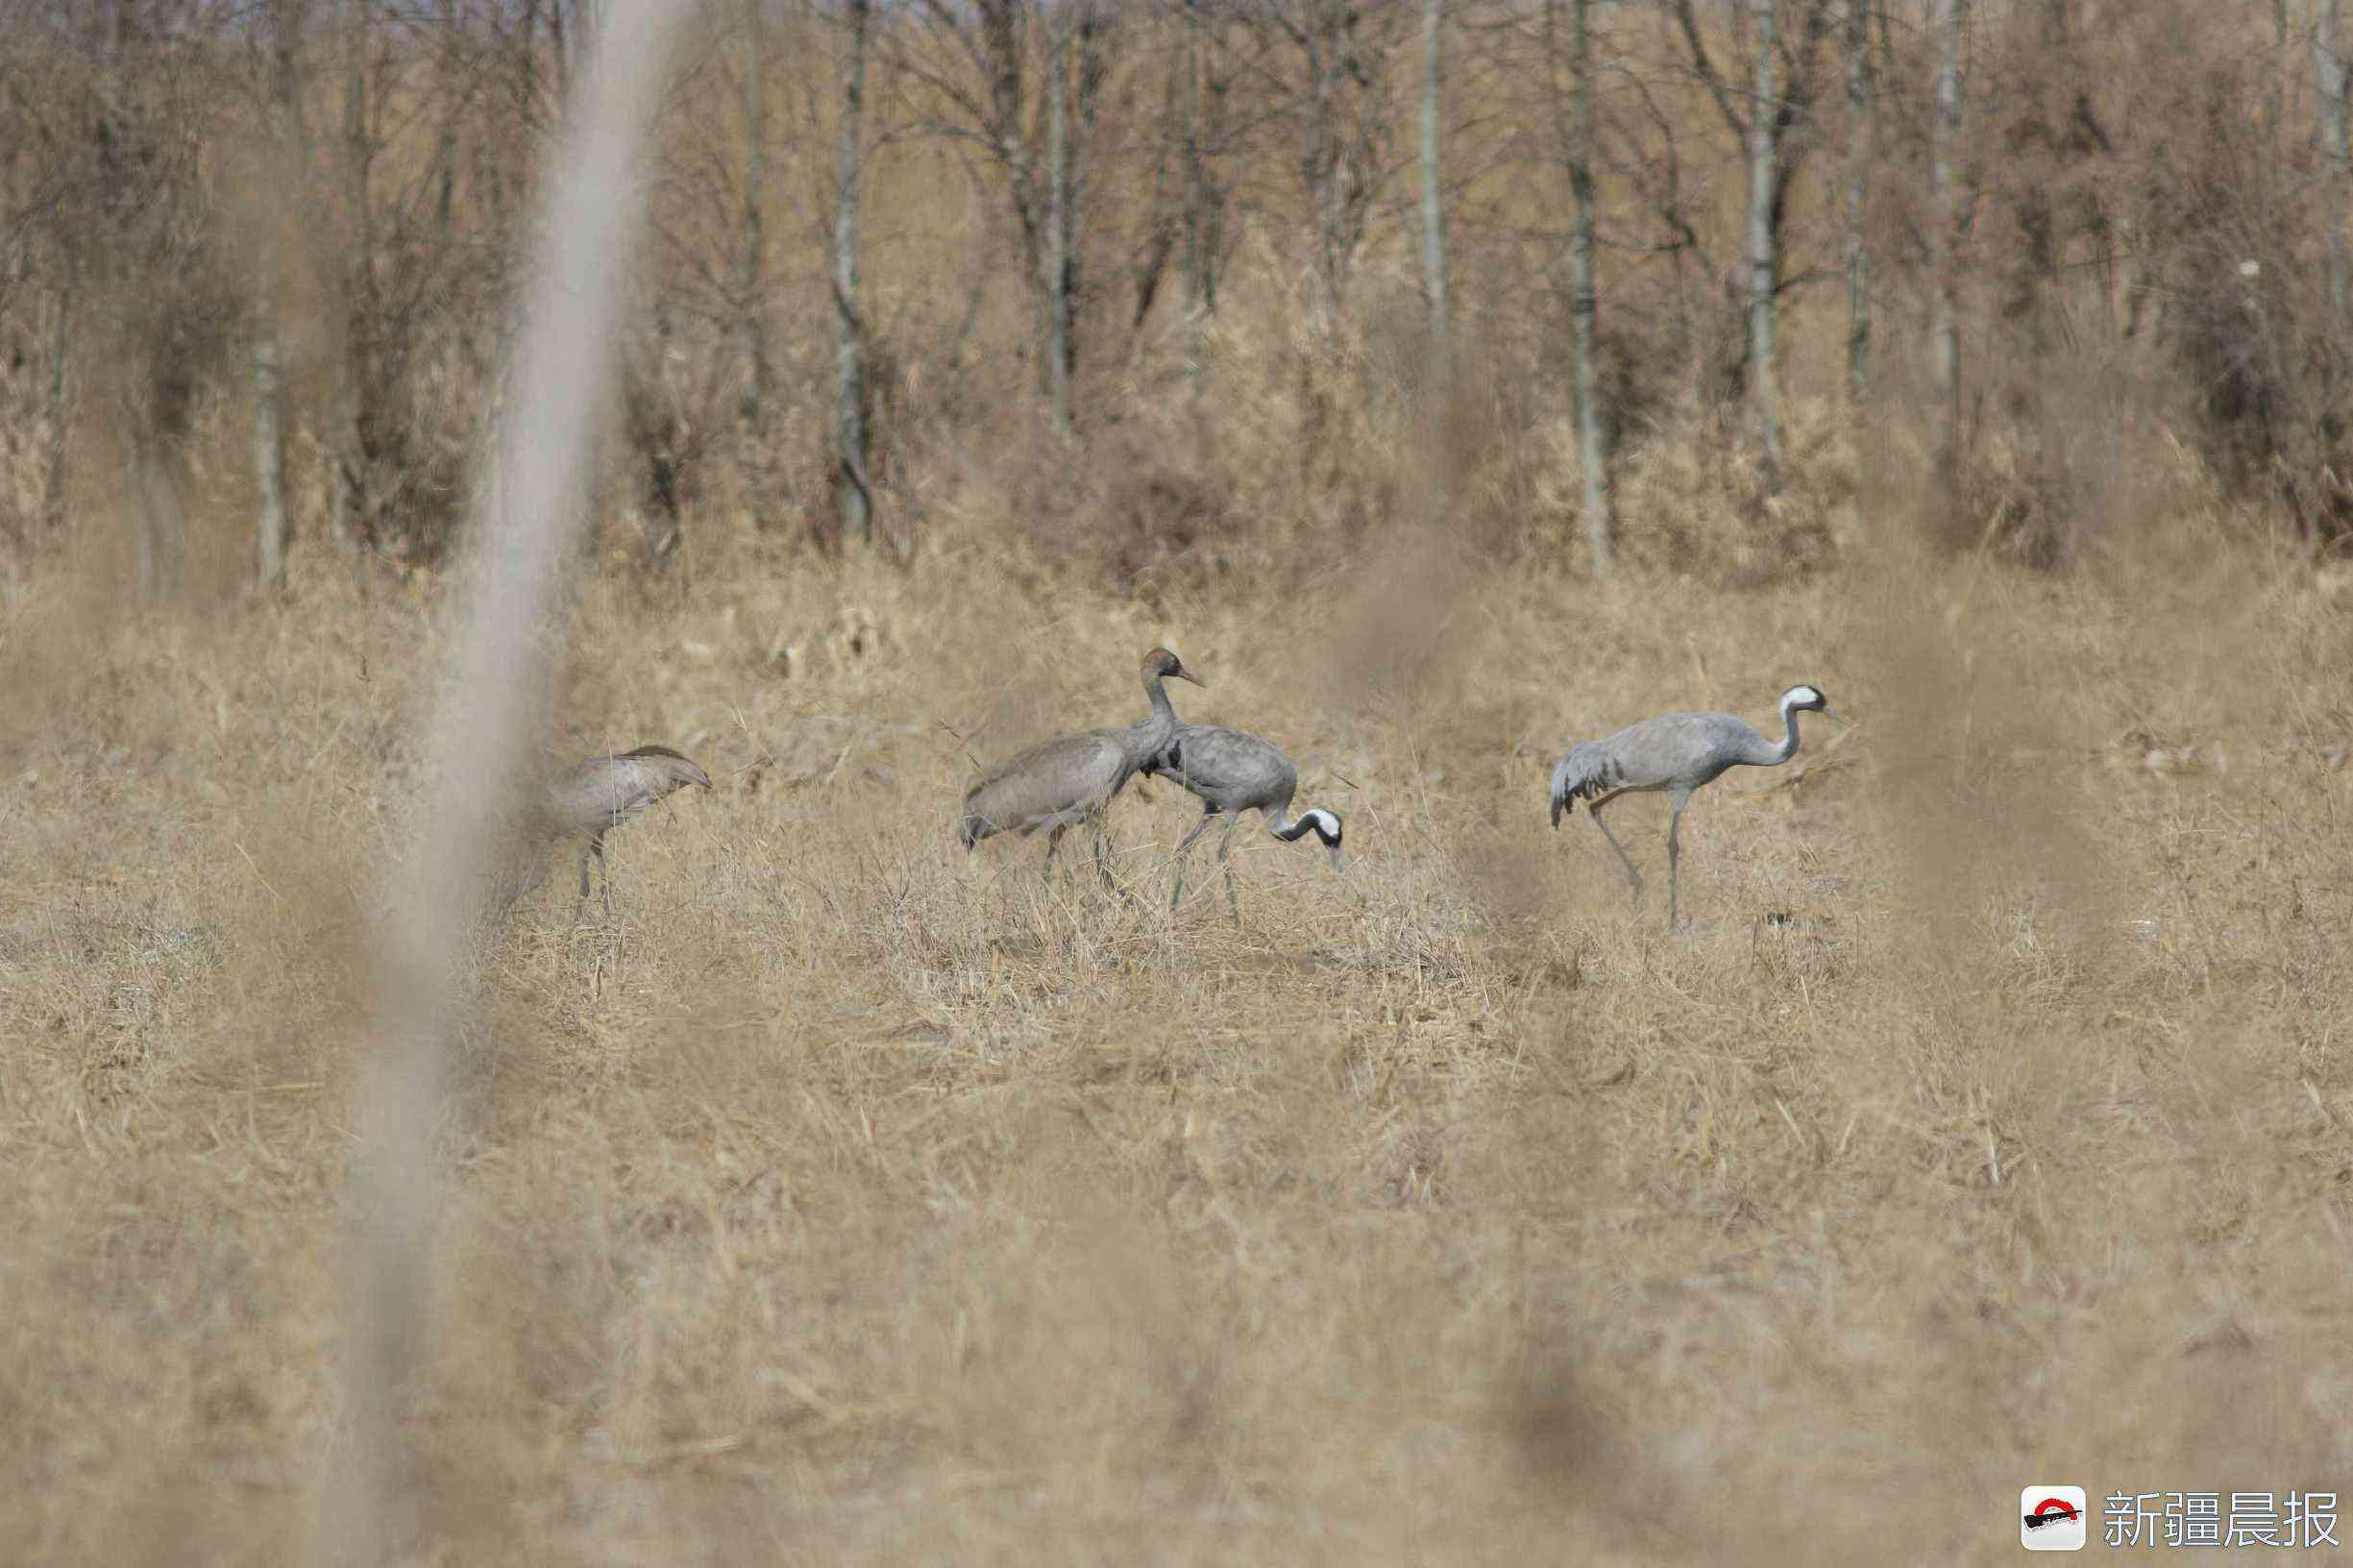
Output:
[1142,647,1207,689]
[1780,683,1838,721]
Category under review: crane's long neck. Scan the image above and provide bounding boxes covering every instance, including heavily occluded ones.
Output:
[1766,699,1808,766]
[1132,673,1182,762]
[1268,808,1340,846]
[1268,806,1343,870]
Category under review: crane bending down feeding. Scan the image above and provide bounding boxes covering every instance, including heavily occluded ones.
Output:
[1549,684,1837,929]
[502,744,713,922]
[1142,724,1343,922]
[959,648,1206,889]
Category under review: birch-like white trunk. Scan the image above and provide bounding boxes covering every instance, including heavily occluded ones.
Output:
[1746,0,1785,489]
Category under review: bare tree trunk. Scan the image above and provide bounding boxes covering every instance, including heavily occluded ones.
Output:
[1417,0,1449,355]
[1046,9,1076,433]
[1180,0,1212,385]
[1301,5,1355,315]
[254,318,287,591]
[1843,0,1872,400]
[1929,0,1962,500]
[834,0,871,540]
[42,260,72,530]
[1745,0,1785,490]
[2318,0,2348,325]
[1551,0,1613,576]
[331,0,372,579]
[2276,0,2292,174]
[739,0,769,432]
[254,0,303,594]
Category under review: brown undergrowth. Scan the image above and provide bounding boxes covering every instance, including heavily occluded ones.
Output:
[4,485,2350,1562]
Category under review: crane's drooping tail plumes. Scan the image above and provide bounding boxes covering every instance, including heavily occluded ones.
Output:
[1548,741,1621,827]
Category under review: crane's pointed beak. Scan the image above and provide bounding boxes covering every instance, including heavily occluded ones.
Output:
[1820,706,1848,723]
[1177,669,1207,689]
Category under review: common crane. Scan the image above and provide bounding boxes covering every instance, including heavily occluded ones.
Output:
[502,744,713,922]
[959,648,1205,890]
[1549,683,1837,928]
[1142,723,1343,922]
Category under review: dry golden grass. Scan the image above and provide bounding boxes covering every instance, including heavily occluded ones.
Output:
[6,454,2352,1561]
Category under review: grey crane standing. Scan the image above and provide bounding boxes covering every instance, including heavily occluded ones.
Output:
[1142,724,1343,922]
[1548,684,1837,929]
[959,648,1206,889]
[502,744,713,921]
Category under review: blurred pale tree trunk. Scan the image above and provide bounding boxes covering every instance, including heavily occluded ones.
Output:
[1929,0,1962,501]
[1843,0,1871,400]
[1416,0,1448,355]
[739,0,770,435]
[1545,0,1612,576]
[835,0,873,539]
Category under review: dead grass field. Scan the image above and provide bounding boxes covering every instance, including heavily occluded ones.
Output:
[4,461,2351,1564]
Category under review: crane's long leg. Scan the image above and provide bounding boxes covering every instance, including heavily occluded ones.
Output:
[1042,824,1067,885]
[597,840,614,922]
[571,840,598,924]
[501,845,549,925]
[1170,812,1217,910]
[1664,795,1688,931]
[1216,812,1243,925]
[1586,798,1645,902]
[1091,817,1118,894]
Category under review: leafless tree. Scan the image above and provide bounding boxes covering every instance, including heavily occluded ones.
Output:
[1243,0,1403,316]
[1416,0,1449,354]
[251,0,305,594]
[1665,0,1836,493]
[1176,0,1231,384]
[1928,0,1963,501]
[1544,0,1612,576]
[1842,0,1871,400]
[2317,0,2348,326]
[901,0,1110,429]
[834,0,874,537]
[738,0,770,434]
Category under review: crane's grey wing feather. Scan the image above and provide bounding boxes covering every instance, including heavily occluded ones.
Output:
[960,731,1131,845]
[546,748,711,835]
